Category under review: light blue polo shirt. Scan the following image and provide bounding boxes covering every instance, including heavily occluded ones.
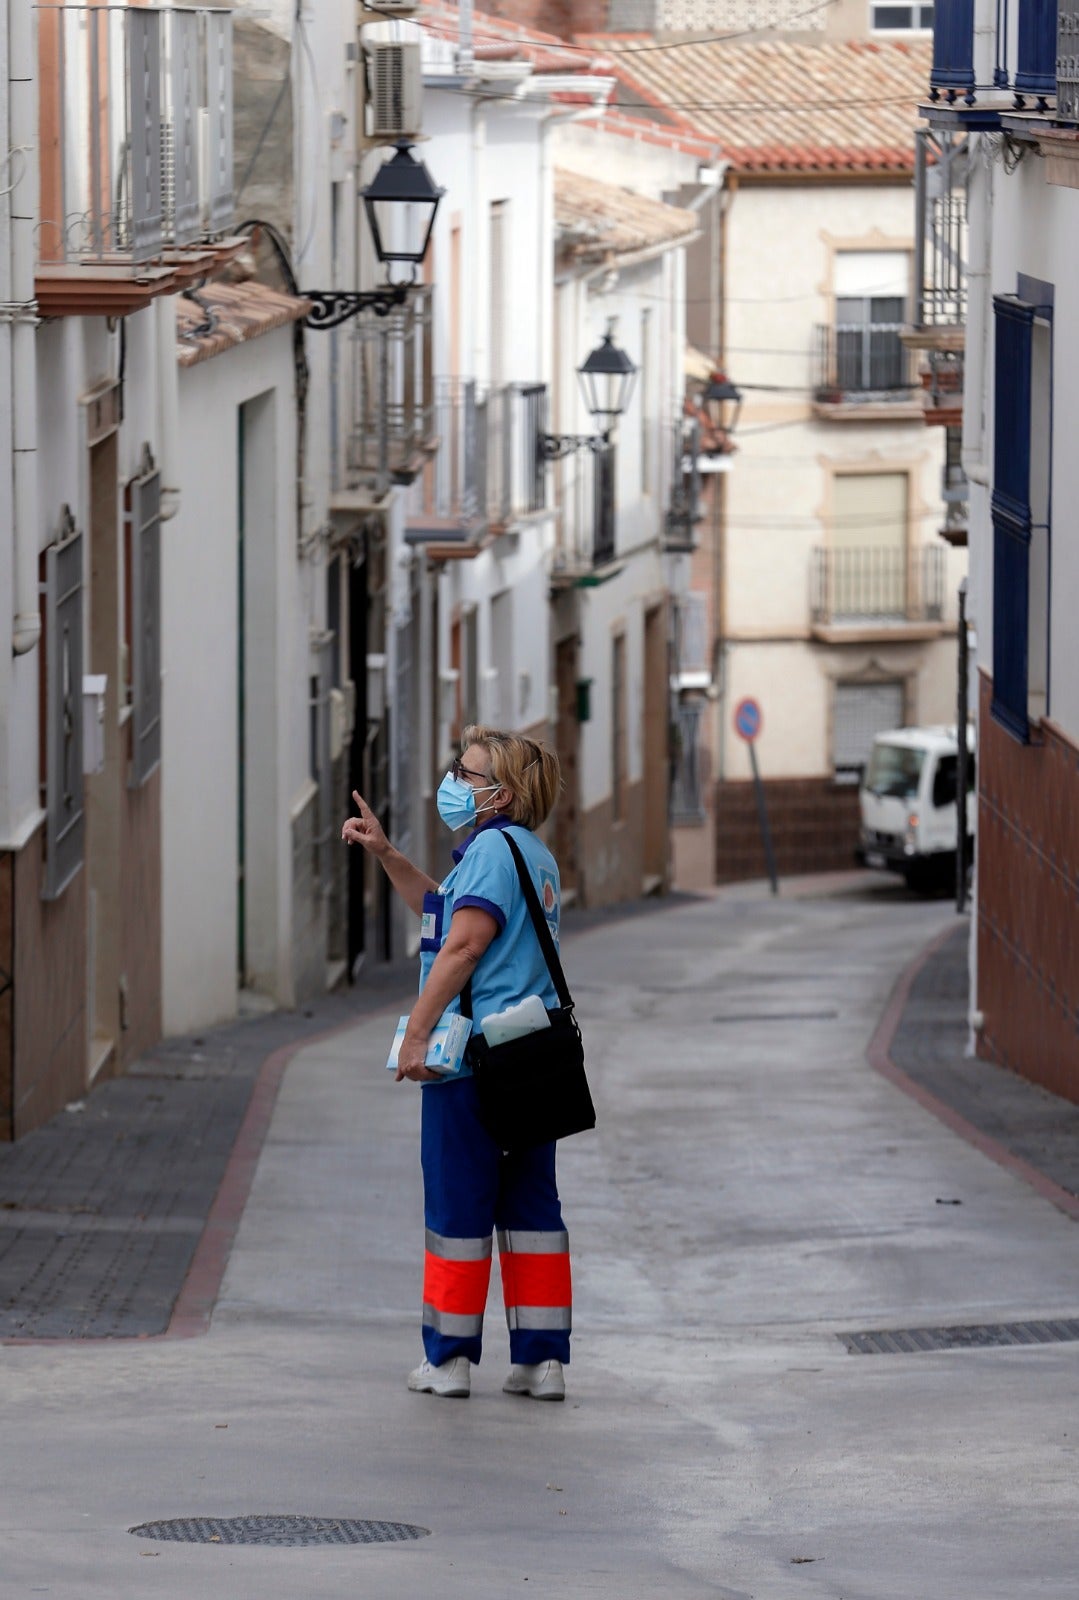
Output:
[418,816,562,1079]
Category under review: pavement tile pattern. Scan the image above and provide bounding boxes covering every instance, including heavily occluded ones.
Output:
[0,965,415,1339]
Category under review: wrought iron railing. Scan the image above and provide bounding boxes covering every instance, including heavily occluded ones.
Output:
[811,546,946,624]
[814,322,915,402]
[486,383,548,527]
[1059,0,1079,118]
[913,129,968,330]
[347,285,435,498]
[665,418,703,551]
[37,5,234,266]
[418,379,548,532]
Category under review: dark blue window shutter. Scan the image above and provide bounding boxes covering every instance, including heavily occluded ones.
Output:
[931,0,975,97]
[1015,0,1056,98]
[991,295,1035,742]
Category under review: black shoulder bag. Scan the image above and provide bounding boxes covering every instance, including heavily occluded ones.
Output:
[461,831,596,1153]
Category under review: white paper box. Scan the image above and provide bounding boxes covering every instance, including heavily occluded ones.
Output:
[386,1011,473,1076]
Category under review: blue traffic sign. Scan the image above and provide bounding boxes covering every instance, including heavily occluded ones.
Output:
[734,697,763,742]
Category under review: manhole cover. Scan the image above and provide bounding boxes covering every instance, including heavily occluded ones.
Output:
[129,1516,430,1547]
[840,1318,1079,1355]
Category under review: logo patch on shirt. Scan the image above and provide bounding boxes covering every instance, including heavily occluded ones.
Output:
[540,869,559,931]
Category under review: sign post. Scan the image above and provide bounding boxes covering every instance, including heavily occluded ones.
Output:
[733,697,778,896]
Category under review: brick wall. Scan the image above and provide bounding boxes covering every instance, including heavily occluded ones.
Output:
[715,777,861,883]
[480,1,612,34]
[976,671,1079,1104]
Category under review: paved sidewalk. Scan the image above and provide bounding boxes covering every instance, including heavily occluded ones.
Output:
[0,962,416,1339]
[886,920,1079,1207]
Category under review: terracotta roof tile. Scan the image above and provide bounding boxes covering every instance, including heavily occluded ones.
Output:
[421,5,614,77]
[175,281,309,368]
[577,36,931,175]
[555,167,699,261]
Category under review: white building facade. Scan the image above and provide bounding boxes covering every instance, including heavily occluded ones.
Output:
[923,0,1079,1102]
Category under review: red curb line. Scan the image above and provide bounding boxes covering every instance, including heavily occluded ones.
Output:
[867,922,1079,1223]
[1,1002,401,1348]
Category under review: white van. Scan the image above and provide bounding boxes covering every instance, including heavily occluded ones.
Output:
[857,724,976,891]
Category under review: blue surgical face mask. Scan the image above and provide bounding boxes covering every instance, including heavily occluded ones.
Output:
[436,772,500,832]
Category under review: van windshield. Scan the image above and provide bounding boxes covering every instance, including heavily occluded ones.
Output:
[864,743,925,800]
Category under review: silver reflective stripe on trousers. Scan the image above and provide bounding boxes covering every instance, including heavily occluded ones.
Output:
[426,1229,493,1261]
[496,1229,569,1256]
[422,1303,485,1337]
[505,1305,572,1332]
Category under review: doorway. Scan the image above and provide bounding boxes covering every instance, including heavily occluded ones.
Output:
[84,433,121,1079]
[642,603,668,888]
[553,636,580,897]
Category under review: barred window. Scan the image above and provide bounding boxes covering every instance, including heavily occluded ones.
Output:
[42,510,86,900]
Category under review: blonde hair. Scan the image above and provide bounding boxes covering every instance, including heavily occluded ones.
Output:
[461,726,561,831]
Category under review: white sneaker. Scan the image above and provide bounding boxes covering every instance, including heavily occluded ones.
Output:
[407,1356,471,1398]
[502,1360,565,1401]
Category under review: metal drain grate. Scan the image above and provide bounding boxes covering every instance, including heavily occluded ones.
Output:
[129,1516,430,1547]
[840,1319,1079,1355]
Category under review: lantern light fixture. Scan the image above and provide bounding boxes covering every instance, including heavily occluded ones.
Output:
[540,325,639,461]
[304,140,444,330]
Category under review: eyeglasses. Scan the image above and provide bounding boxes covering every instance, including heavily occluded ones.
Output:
[451,757,493,786]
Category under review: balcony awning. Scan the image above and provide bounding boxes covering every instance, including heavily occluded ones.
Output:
[555,169,699,265]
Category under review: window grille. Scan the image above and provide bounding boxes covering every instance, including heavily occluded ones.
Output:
[42,510,86,901]
[594,444,616,567]
[311,633,335,893]
[834,297,907,392]
[671,699,705,822]
[127,448,162,788]
[611,633,627,822]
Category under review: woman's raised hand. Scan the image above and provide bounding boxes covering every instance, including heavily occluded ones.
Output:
[341,791,390,859]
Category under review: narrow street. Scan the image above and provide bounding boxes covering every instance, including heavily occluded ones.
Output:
[4,881,1079,1599]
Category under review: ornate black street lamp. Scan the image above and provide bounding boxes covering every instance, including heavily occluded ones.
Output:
[540,327,638,461]
[305,140,445,330]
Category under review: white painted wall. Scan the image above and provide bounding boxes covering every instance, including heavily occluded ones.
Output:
[162,332,300,1034]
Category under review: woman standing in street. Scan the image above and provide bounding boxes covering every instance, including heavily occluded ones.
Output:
[341,727,571,1401]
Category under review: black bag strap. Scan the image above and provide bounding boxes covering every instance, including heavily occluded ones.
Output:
[460,828,572,1021]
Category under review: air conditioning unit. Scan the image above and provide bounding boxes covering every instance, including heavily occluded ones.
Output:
[369,40,422,140]
[361,0,419,14]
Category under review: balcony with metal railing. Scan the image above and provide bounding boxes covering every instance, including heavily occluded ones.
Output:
[550,440,618,580]
[403,378,549,554]
[812,321,922,419]
[344,285,436,504]
[810,545,947,639]
[36,4,239,316]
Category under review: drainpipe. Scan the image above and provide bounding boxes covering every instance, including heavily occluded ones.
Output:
[10,0,40,656]
[155,296,182,520]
